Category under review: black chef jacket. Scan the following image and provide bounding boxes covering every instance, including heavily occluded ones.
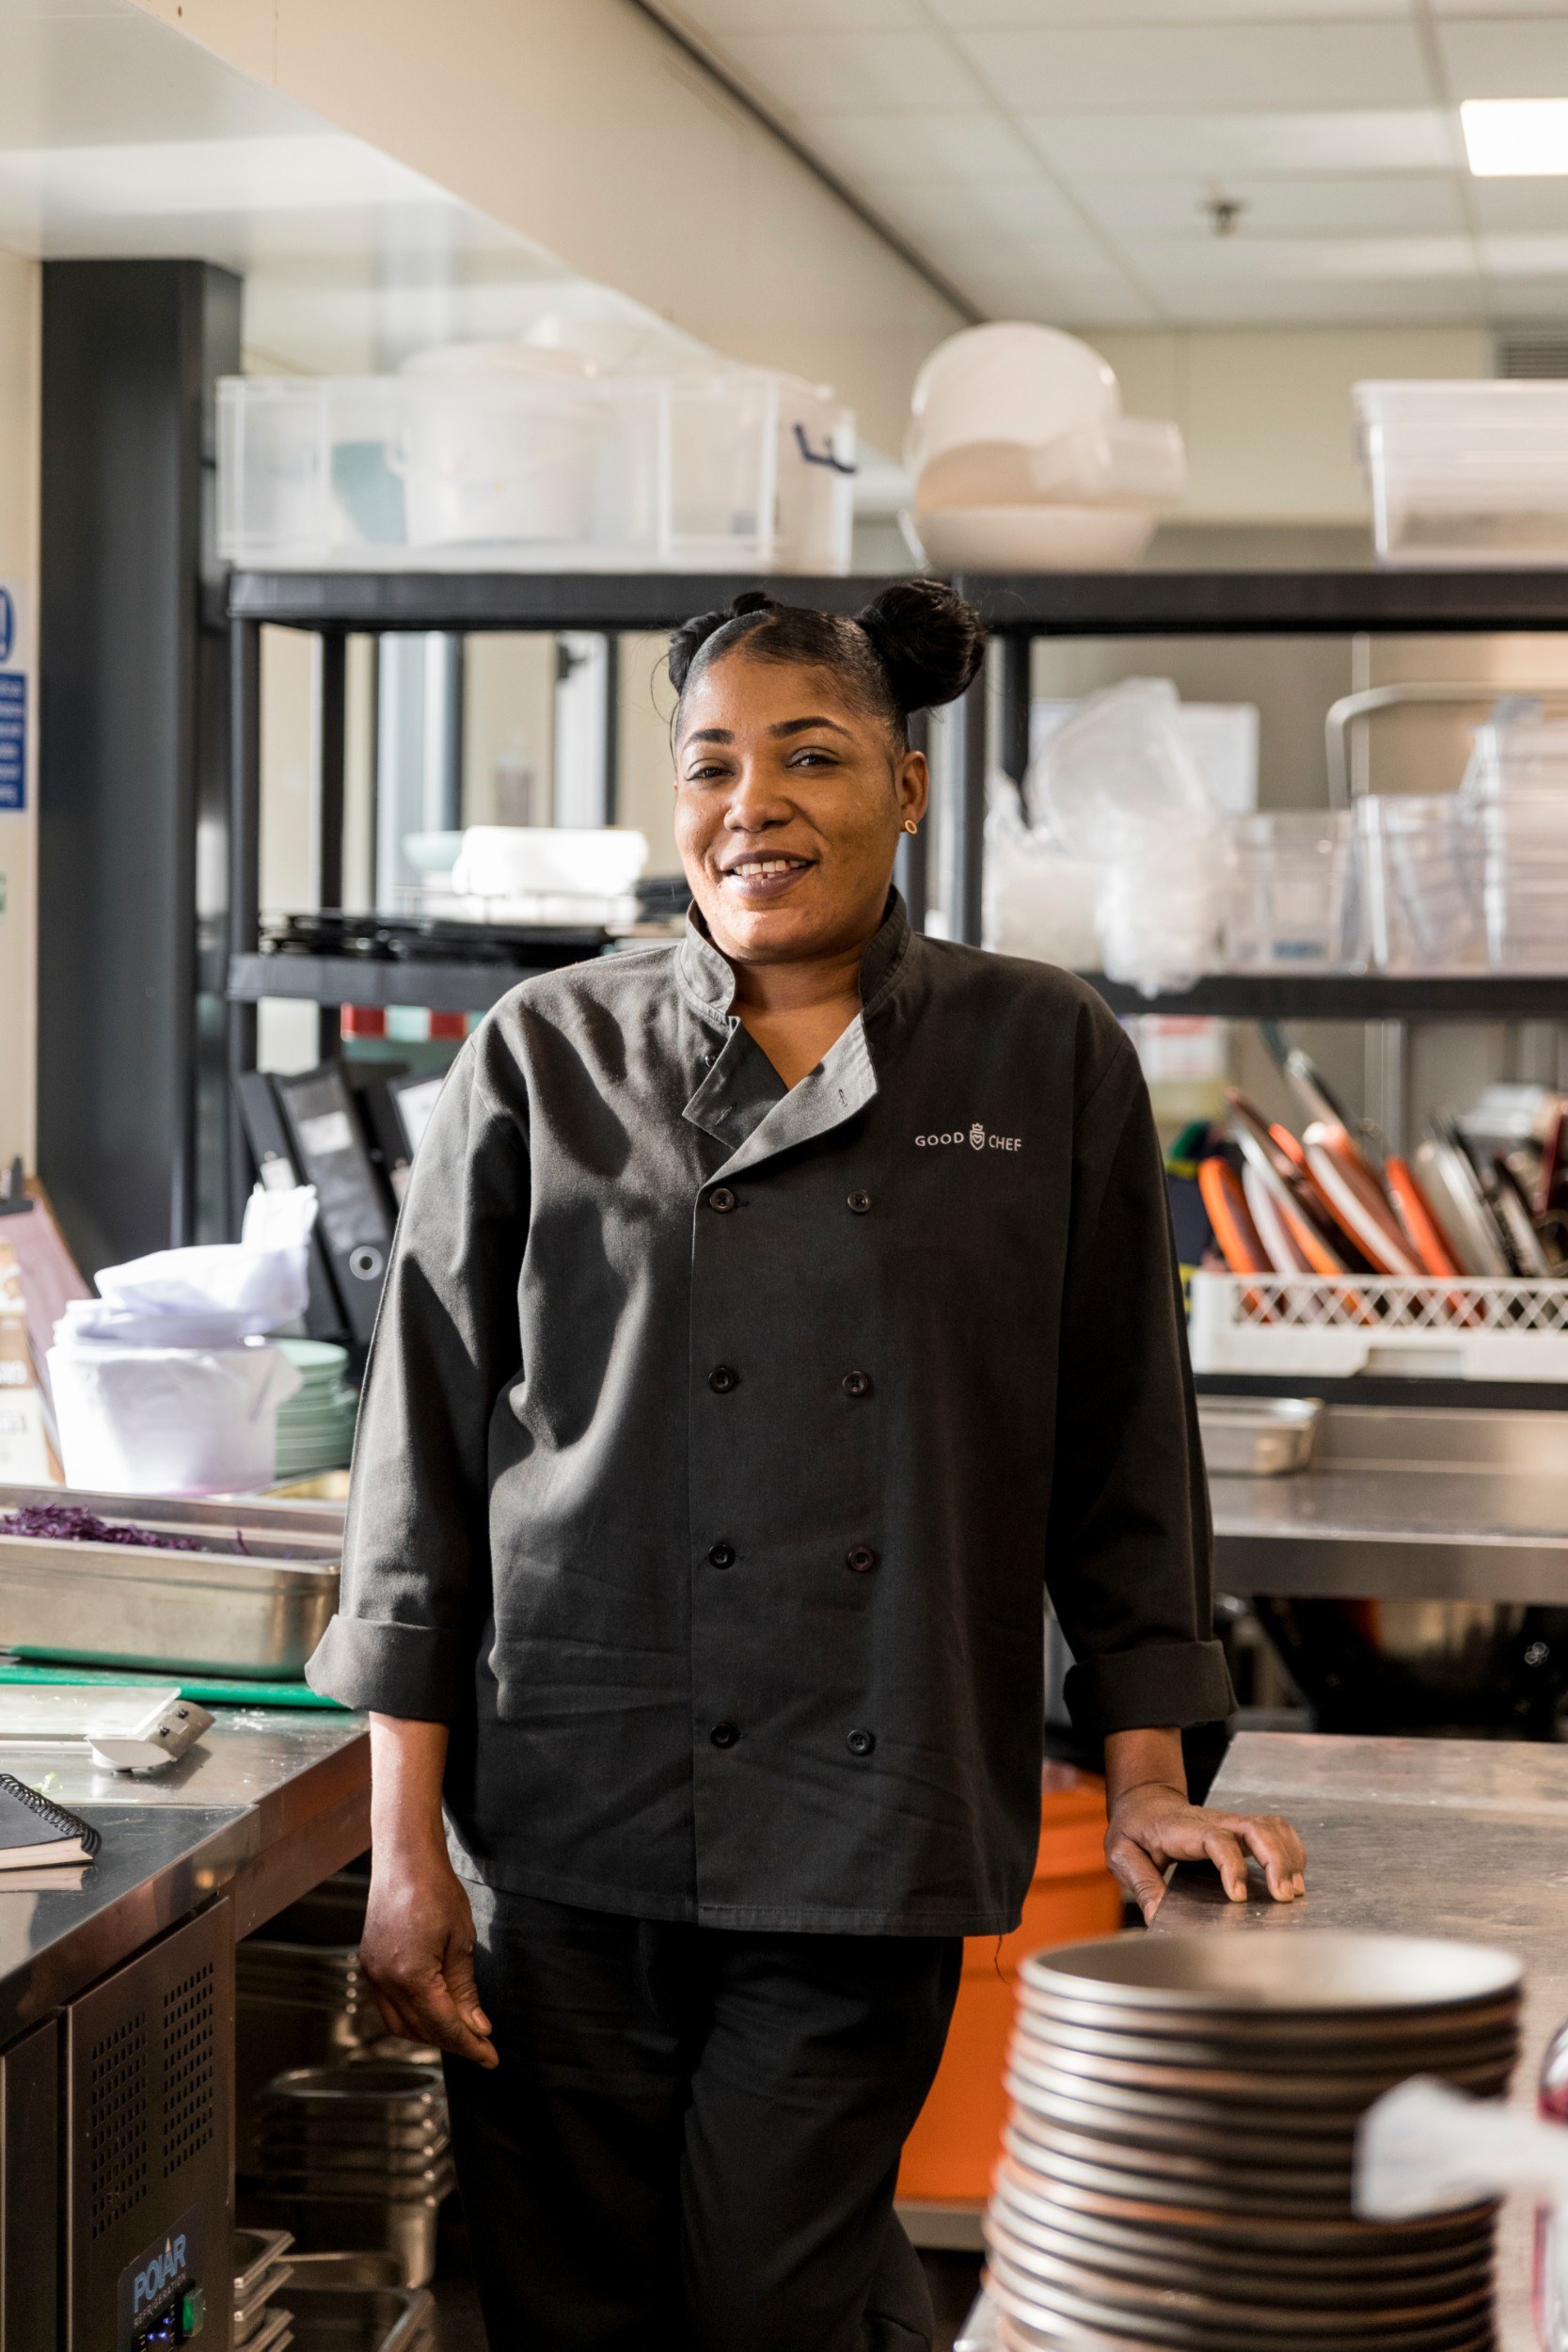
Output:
[308,892,1232,1935]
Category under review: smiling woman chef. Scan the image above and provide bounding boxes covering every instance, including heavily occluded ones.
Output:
[308,580,1307,2352]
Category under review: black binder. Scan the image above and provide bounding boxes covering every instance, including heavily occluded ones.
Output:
[272,1063,394,1350]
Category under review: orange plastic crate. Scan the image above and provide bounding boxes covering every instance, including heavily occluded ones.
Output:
[896,1766,1122,2204]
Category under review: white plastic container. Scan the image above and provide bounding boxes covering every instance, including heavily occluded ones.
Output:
[1355,794,1481,970]
[1224,810,1355,971]
[218,369,855,574]
[1355,381,1568,566]
[1461,711,1568,969]
[47,1337,304,1495]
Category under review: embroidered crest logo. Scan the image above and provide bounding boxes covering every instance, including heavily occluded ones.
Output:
[969,1121,986,1152]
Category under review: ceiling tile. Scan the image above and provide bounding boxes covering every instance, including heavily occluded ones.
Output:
[800,107,1040,178]
[1435,17,1568,98]
[930,0,1410,18]
[912,222,1125,283]
[1481,231,1568,274]
[1026,108,1456,175]
[1079,173,1468,237]
[704,30,985,114]
[667,0,924,28]
[1469,176,1568,230]
[955,270,1160,326]
[1431,0,1568,14]
[1153,276,1488,324]
[1114,231,1476,284]
[950,23,1432,111]
[864,172,1096,240]
[1486,274,1568,315]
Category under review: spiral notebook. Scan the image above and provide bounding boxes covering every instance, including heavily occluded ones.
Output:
[0,1772,100,1869]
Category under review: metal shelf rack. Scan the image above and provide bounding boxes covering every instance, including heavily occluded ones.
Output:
[225,564,1568,1224]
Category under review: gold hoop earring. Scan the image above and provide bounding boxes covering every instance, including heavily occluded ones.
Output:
[903,819,919,835]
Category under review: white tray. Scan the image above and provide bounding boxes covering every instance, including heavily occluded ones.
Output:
[1189,1268,1568,1382]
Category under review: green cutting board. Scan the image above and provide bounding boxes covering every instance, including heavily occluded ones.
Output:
[0,1658,347,1709]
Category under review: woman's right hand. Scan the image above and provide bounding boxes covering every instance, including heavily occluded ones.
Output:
[362,1711,499,2068]
[360,1838,498,2067]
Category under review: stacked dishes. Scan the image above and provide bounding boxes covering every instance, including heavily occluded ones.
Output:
[253,2063,453,2289]
[986,1931,1521,2352]
[274,1341,358,1482]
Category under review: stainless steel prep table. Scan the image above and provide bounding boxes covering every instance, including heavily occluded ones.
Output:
[1155,1729,1568,2352]
[1211,1406,1568,1601]
[0,1706,368,2044]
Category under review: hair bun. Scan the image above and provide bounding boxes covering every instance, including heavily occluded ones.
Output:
[667,590,778,694]
[856,579,985,716]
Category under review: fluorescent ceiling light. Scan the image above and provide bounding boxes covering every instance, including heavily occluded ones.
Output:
[1462,99,1568,178]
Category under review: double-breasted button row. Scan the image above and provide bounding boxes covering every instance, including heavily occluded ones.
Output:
[704,1541,876,1575]
[709,1364,873,1399]
[706,1722,875,1758]
[710,1185,868,1213]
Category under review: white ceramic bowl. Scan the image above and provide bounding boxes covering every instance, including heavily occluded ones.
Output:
[906,503,1158,573]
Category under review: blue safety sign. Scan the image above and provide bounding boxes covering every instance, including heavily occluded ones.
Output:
[0,674,24,810]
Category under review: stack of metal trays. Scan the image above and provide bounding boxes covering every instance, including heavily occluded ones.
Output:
[987,1931,1522,2352]
[281,2282,436,2351]
[233,2229,295,2352]
[237,1878,385,2173]
[253,2064,453,2289]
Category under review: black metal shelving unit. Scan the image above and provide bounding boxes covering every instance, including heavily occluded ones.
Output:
[226,563,1568,1229]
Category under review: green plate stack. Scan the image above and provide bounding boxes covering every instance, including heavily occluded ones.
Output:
[274,1338,359,1482]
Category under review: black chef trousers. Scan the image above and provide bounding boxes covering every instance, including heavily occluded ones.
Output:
[444,1882,963,2352]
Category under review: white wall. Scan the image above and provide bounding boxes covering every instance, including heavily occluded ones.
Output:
[1095,326,1492,525]
[0,246,39,1175]
[127,0,963,452]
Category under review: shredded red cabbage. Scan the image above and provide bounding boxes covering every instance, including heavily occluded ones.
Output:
[0,1503,202,1550]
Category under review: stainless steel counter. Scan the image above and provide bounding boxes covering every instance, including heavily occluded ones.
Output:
[1211,1406,1568,1600]
[1156,1730,1568,2351]
[0,1706,369,2045]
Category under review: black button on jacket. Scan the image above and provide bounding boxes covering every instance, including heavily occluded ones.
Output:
[308,894,1232,1934]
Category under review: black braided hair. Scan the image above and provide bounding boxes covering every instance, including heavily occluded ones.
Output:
[668,579,985,746]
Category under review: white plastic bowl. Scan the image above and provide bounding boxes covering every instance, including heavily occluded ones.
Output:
[906,503,1157,573]
[906,324,1117,479]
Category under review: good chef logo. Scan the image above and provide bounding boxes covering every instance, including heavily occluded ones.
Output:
[915,1122,1022,1152]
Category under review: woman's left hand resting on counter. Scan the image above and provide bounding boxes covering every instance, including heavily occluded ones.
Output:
[1103,1726,1307,1926]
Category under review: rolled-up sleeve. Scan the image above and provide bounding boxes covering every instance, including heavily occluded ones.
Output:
[307,1031,529,1721]
[1046,1037,1233,1737]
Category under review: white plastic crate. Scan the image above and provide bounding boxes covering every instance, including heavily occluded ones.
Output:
[1355,380,1568,567]
[217,370,856,573]
[1189,1267,1568,1383]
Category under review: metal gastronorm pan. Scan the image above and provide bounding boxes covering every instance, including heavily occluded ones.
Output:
[0,1481,341,1677]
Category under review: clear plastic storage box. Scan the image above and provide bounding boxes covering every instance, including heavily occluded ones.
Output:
[1224,810,1355,970]
[1355,793,1482,971]
[217,369,856,573]
[1354,380,1568,567]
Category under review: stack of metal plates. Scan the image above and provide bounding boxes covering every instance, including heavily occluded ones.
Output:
[233,2228,294,2352]
[986,1931,1522,2352]
[253,2064,453,2289]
